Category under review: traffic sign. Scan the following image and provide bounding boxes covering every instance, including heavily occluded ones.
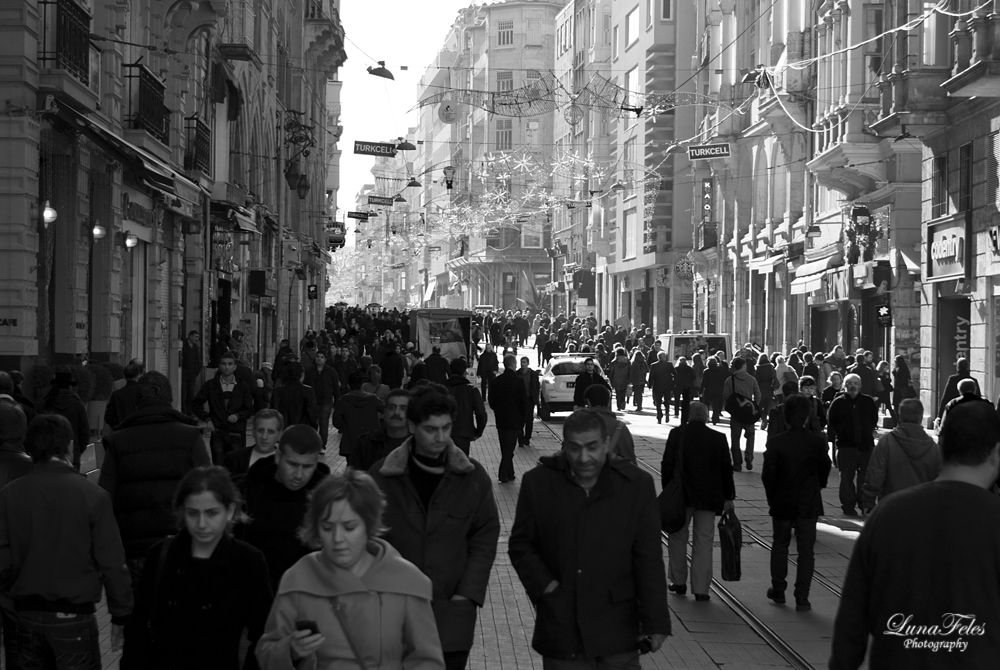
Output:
[688,143,731,160]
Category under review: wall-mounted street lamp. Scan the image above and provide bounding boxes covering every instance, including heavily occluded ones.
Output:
[42,200,57,228]
[91,220,107,240]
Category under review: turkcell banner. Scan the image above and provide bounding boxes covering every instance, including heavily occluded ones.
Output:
[353,141,398,157]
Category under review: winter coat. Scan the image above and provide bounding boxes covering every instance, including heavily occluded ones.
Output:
[861,424,941,510]
[571,371,610,407]
[673,363,696,392]
[891,366,912,406]
[0,439,32,492]
[39,388,90,464]
[424,353,450,385]
[445,375,487,440]
[722,369,763,411]
[255,541,444,670]
[332,391,384,457]
[476,351,499,378]
[370,440,500,652]
[121,530,272,670]
[380,350,406,389]
[828,392,879,451]
[648,361,674,396]
[775,363,799,392]
[594,408,636,464]
[700,365,727,403]
[488,369,528,430]
[761,426,832,519]
[660,421,735,515]
[508,451,670,659]
[754,362,776,399]
[303,365,340,406]
[99,403,211,558]
[105,379,141,430]
[270,381,318,430]
[937,372,981,419]
[516,367,541,405]
[607,357,631,389]
[239,457,330,591]
[191,376,254,435]
[628,357,649,388]
[847,361,878,397]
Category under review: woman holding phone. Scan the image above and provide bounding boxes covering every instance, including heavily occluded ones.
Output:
[122,467,273,670]
[256,469,444,670]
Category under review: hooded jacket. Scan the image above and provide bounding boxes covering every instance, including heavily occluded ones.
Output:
[270,381,318,430]
[255,541,444,670]
[369,440,499,652]
[332,391,385,457]
[99,403,212,558]
[861,424,941,510]
[607,356,631,389]
[444,375,487,440]
[508,451,669,659]
[0,439,31,495]
[238,457,330,591]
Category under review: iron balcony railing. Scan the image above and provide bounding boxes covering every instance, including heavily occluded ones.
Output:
[38,0,91,85]
[184,115,212,175]
[126,63,170,145]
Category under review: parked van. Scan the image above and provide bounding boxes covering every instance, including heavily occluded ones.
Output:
[656,332,733,362]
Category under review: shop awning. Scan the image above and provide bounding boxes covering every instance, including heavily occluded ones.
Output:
[793,252,843,278]
[749,254,786,273]
[232,209,258,233]
[790,273,825,295]
[423,278,437,302]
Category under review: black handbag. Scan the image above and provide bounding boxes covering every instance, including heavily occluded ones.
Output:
[658,431,687,534]
[718,509,742,581]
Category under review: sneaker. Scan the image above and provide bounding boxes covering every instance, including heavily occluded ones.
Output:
[668,584,687,596]
[795,597,811,612]
[766,587,786,605]
[746,461,754,470]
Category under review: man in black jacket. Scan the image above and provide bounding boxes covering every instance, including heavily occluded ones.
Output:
[353,390,411,471]
[270,361,318,432]
[332,370,384,466]
[0,403,31,492]
[476,344,499,401]
[425,346,451,385]
[238,425,329,591]
[762,396,832,612]
[303,352,339,445]
[571,357,610,409]
[191,350,254,464]
[380,342,406,390]
[827,373,879,516]
[104,360,144,432]
[649,352,674,424]
[517,356,540,448]
[222,408,283,487]
[181,330,202,415]
[847,350,878,397]
[445,358,487,455]
[99,372,211,592]
[489,355,528,483]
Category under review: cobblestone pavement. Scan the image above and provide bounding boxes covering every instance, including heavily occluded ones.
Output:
[74,378,880,669]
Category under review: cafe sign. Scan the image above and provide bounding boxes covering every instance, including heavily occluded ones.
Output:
[926,213,971,282]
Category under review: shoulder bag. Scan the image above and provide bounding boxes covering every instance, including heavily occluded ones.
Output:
[724,374,761,424]
[332,598,370,670]
[658,430,687,534]
[145,536,175,648]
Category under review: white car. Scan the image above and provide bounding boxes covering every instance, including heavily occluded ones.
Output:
[538,354,606,420]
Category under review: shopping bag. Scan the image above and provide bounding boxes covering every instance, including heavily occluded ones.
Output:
[718,509,742,581]
[658,431,687,534]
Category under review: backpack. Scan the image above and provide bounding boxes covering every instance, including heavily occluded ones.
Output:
[724,373,761,424]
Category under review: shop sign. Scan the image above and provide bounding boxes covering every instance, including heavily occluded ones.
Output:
[122,191,164,228]
[347,211,369,220]
[688,143,731,159]
[307,284,318,300]
[877,304,892,327]
[367,195,394,207]
[353,141,398,157]
[927,214,970,282]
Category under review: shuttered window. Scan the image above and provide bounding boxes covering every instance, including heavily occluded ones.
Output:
[931,153,948,219]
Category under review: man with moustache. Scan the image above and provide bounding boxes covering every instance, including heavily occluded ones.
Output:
[353,389,412,471]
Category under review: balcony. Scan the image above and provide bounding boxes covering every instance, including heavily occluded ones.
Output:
[872,66,950,137]
[305,0,347,73]
[37,0,98,112]
[218,0,261,66]
[942,12,1000,97]
[183,115,212,177]
[125,63,170,151]
[695,221,718,251]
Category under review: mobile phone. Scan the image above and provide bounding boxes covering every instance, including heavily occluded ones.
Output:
[637,636,652,654]
[295,620,320,636]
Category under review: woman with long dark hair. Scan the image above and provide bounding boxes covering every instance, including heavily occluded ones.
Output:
[122,467,272,670]
[891,355,912,422]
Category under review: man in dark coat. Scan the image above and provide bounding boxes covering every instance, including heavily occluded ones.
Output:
[370,386,500,670]
[0,403,32,493]
[425,346,451,385]
[847,350,878,398]
[937,356,981,423]
[571,357,610,408]
[406,350,428,389]
[649,351,674,424]
[444,358,487,456]
[270,361,319,432]
[516,356,540,448]
[380,341,406,389]
[181,329,202,415]
[303,352,339,445]
[332,370,384,466]
[191,350,254,464]
[762,396,832,612]
[475,344,499,401]
[488,355,528,483]
[99,371,211,590]
[353,390,411,471]
[104,360,144,432]
[238,425,329,591]
[509,408,670,664]
[661,402,735,599]
[222,408,283,488]
[828,373,879,516]
[673,356,697,422]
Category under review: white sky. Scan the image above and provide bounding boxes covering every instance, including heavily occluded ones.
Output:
[337,0,477,237]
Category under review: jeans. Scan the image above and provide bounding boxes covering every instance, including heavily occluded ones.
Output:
[542,651,641,670]
[770,517,818,599]
[480,374,494,402]
[14,611,101,670]
[632,384,645,410]
[497,428,519,481]
[653,392,670,421]
[759,394,774,428]
[316,403,333,448]
[668,508,715,596]
[730,420,756,468]
[614,386,628,411]
[210,429,245,465]
[520,406,535,445]
[838,447,871,512]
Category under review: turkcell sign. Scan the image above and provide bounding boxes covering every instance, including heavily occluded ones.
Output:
[688,143,731,160]
[353,141,398,157]
[347,211,370,219]
[368,195,394,206]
